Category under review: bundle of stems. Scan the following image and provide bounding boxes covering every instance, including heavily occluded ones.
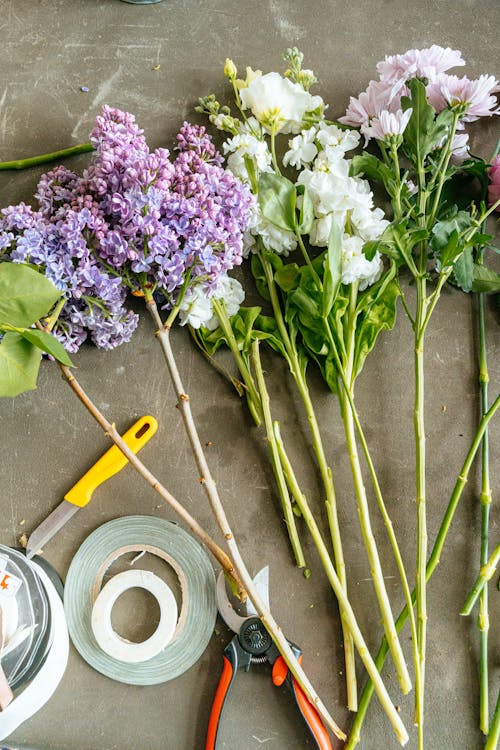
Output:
[36,315,345,741]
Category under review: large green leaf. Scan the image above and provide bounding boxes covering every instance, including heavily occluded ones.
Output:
[0,332,42,397]
[353,279,400,378]
[17,329,74,367]
[274,263,301,292]
[296,184,314,235]
[471,264,500,293]
[258,172,297,232]
[452,247,474,292]
[0,263,61,327]
[402,79,453,164]
[322,222,342,318]
[350,153,395,195]
[430,210,472,268]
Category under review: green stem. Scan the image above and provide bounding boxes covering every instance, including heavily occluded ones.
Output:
[476,240,492,734]
[414,274,428,749]
[0,143,94,170]
[212,299,262,427]
[426,111,460,228]
[345,393,500,749]
[339,283,411,695]
[461,542,500,616]
[390,143,403,221]
[258,248,358,710]
[485,690,500,750]
[270,126,281,174]
[295,231,323,290]
[272,421,409,746]
[251,340,306,568]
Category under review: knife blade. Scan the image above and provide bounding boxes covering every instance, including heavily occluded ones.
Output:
[25,415,158,559]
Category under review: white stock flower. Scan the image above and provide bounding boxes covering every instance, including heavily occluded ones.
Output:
[283,128,318,169]
[341,234,383,290]
[316,123,361,159]
[298,167,374,217]
[239,72,323,134]
[223,124,272,182]
[350,206,389,241]
[178,285,213,329]
[243,201,297,256]
[178,277,245,330]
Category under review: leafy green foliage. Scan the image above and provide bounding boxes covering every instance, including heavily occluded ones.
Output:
[402,79,455,165]
[0,263,72,397]
[322,222,342,318]
[0,333,42,397]
[430,210,473,269]
[471,265,500,293]
[0,263,61,327]
[258,172,297,232]
[352,277,400,378]
[350,153,396,196]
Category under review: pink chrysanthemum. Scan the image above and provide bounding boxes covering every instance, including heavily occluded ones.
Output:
[364,108,413,143]
[427,74,499,121]
[377,45,465,84]
[488,154,500,211]
[339,79,400,129]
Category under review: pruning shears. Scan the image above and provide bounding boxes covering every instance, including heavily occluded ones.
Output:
[205,567,333,750]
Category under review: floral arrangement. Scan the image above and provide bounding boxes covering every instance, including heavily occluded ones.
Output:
[0,43,498,750]
[195,45,500,748]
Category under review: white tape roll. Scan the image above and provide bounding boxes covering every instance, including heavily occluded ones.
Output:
[91,570,178,664]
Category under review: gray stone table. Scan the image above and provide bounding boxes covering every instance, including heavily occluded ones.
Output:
[0,1,498,748]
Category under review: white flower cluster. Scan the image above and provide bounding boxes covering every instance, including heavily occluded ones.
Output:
[243,200,298,257]
[221,74,388,290]
[223,118,272,182]
[293,125,388,290]
[178,276,245,330]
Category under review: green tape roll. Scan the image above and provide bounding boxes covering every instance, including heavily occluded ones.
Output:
[64,516,216,685]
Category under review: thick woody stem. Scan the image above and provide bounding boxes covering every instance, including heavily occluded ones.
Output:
[146,298,346,741]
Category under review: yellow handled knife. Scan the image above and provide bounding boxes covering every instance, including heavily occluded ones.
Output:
[26,416,158,559]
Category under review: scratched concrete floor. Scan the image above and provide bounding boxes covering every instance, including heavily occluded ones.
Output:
[0,1,499,748]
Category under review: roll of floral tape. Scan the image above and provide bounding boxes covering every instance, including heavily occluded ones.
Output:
[64,516,217,685]
[90,569,178,663]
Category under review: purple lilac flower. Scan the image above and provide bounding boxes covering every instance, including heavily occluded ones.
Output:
[0,105,253,354]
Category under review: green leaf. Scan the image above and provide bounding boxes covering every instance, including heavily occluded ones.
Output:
[0,263,62,327]
[322,222,342,317]
[15,329,72,366]
[430,210,472,268]
[402,79,452,164]
[353,280,399,378]
[471,265,500,293]
[250,254,271,301]
[0,331,42,397]
[258,172,297,232]
[243,154,259,193]
[350,153,395,193]
[362,240,380,262]
[274,263,301,292]
[288,285,321,319]
[452,247,474,292]
[296,184,314,234]
[319,355,339,394]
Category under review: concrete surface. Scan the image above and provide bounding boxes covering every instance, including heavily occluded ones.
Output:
[0,1,498,748]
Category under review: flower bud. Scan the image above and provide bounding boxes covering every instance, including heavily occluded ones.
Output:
[224,58,237,80]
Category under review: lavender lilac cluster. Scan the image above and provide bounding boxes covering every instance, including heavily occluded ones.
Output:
[0,106,253,353]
